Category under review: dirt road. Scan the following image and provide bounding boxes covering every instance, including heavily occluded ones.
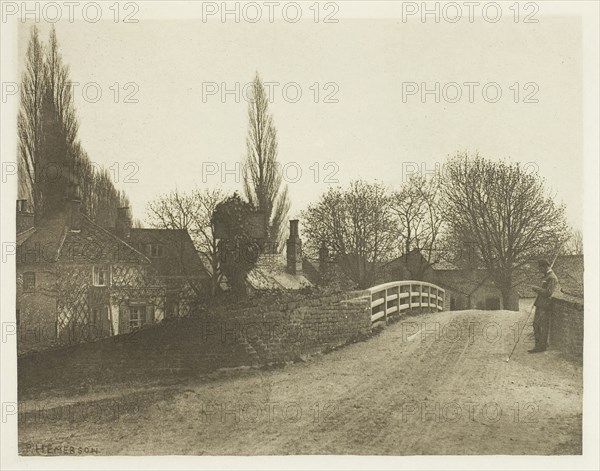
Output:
[19,307,582,455]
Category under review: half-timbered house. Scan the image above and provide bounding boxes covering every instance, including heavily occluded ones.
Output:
[16,197,208,353]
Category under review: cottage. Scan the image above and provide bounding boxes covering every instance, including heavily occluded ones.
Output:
[16,197,208,353]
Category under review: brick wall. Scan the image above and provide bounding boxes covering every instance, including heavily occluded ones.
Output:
[549,293,583,360]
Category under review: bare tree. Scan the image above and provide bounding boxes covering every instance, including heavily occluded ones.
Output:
[87,168,129,227]
[562,228,583,255]
[18,26,45,216]
[242,72,290,253]
[18,26,133,228]
[571,229,584,255]
[41,26,81,214]
[146,188,224,295]
[391,174,444,276]
[441,152,570,310]
[302,180,397,288]
[44,27,79,148]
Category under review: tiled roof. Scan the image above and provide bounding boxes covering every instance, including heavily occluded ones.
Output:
[127,228,208,279]
[17,213,67,263]
[59,218,148,264]
[17,212,149,265]
[431,259,460,271]
[247,254,312,290]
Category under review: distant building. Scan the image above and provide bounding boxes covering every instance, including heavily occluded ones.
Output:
[305,247,435,291]
[376,249,436,284]
[16,197,208,354]
[431,266,513,311]
[371,248,516,311]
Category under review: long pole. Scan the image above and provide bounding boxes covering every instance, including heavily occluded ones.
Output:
[505,302,536,362]
[505,247,562,363]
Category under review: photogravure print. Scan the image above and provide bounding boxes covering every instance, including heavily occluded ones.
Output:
[1,1,597,470]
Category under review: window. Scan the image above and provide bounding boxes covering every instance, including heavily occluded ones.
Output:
[93,266,109,286]
[23,272,35,292]
[147,244,164,258]
[129,305,144,330]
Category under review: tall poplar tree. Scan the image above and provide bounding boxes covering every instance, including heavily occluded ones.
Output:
[242,72,290,253]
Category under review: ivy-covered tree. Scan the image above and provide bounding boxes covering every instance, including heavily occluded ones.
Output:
[212,193,259,296]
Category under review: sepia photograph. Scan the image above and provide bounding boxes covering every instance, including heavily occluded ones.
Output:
[1,1,598,469]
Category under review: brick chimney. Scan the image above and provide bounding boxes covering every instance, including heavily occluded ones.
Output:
[116,207,132,239]
[16,199,34,234]
[66,186,82,232]
[286,219,302,275]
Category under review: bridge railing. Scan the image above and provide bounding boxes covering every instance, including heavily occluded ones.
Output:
[366,280,445,324]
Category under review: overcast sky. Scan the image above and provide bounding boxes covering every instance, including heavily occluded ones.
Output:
[19,12,582,228]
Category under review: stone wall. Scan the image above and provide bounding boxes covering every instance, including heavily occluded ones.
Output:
[549,293,583,360]
[18,290,372,395]
[223,291,371,363]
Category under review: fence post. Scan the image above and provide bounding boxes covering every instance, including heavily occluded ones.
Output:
[371,291,374,320]
[428,285,432,310]
[384,288,388,324]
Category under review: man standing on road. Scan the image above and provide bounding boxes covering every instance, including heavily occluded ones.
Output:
[529,259,559,353]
